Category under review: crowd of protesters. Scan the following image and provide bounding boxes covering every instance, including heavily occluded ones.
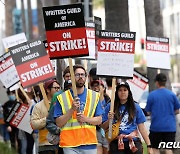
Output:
[0,65,179,154]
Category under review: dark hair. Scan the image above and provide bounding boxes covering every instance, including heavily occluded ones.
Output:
[114,84,136,123]
[63,66,70,77]
[89,67,96,76]
[106,78,112,87]
[33,85,43,101]
[158,81,166,87]
[6,89,15,95]
[154,73,167,86]
[73,64,87,76]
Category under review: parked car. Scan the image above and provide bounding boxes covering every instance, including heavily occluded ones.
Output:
[138,90,149,116]
[171,83,180,101]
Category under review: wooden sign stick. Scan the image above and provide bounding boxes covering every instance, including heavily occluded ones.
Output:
[18,84,31,104]
[15,89,20,102]
[39,82,50,110]
[68,58,77,97]
[108,77,116,139]
[83,59,88,88]
[32,86,37,100]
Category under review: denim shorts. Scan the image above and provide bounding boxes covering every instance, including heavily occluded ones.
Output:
[96,129,108,148]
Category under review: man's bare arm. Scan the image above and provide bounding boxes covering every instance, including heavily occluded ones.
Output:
[56,108,74,128]
[56,98,80,128]
[76,113,102,125]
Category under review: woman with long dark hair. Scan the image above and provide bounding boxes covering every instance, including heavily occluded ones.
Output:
[101,82,153,154]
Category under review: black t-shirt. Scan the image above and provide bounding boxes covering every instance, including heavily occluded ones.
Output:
[2,100,17,123]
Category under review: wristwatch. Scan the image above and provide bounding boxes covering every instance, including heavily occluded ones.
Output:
[147,144,152,148]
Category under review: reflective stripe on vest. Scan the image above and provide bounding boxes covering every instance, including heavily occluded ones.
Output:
[57,89,100,147]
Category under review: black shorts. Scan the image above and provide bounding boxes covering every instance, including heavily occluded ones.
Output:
[149,131,176,149]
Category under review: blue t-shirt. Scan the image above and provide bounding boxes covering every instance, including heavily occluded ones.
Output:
[102,102,146,135]
[145,88,180,132]
[54,88,104,149]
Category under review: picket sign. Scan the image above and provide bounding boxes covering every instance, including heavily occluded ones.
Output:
[108,77,116,139]
[68,58,77,97]
[38,82,49,110]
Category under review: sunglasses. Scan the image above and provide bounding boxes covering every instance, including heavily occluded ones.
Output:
[51,87,60,90]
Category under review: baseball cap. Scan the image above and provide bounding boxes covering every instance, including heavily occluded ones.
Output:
[91,80,104,87]
[44,79,57,89]
[154,73,167,82]
[89,68,97,76]
[116,82,130,90]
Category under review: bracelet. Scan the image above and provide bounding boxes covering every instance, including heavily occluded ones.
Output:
[147,144,152,148]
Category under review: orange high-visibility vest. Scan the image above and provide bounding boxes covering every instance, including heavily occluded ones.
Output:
[57,89,100,147]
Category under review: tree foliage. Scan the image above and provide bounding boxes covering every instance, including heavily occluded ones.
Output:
[93,0,104,9]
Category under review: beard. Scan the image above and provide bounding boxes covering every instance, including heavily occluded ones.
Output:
[76,78,85,88]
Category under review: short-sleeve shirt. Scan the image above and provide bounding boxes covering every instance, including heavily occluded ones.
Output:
[54,88,104,118]
[102,102,146,135]
[145,88,180,132]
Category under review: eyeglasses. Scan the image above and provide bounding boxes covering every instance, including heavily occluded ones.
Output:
[51,87,60,90]
[75,73,86,78]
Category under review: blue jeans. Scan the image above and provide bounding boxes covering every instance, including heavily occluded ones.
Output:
[2,125,10,141]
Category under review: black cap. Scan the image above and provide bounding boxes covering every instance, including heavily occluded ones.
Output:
[89,68,96,76]
[116,82,130,90]
[154,73,167,82]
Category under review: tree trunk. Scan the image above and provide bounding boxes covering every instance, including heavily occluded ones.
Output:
[37,0,46,39]
[144,0,171,91]
[42,0,67,86]
[105,0,129,31]
[21,0,26,34]
[5,0,16,36]
[104,0,130,83]
[27,0,33,40]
